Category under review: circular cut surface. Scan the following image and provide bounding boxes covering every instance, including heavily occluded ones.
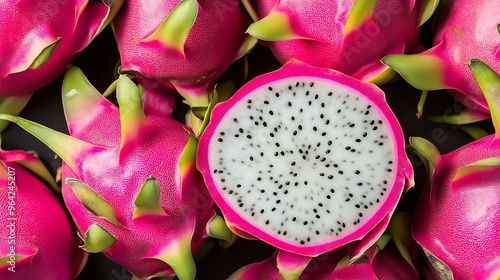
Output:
[207,77,396,248]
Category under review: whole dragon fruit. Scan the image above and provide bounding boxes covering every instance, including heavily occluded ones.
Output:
[0,0,122,130]
[410,60,500,279]
[113,0,257,111]
[197,60,414,261]
[242,0,438,85]
[0,67,235,279]
[383,0,500,122]
[0,148,87,279]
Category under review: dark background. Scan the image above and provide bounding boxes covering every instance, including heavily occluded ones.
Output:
[1,24,491,279]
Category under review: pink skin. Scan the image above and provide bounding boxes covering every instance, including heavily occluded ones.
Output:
[113,0,252,108]
[0,0,115,97]
[412,134,500,280]
[0,150,86,279]
[197,60,414,256]
[246,0,426,83]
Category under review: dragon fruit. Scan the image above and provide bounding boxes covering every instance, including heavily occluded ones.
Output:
[112,0,257,111]
[0,0,122,130]
[242,0,438,85]
[0,66,235,279]
[383,0,500,122]
[196,60,414,259]
[0,148,87,279]
[409,60,500,279]
[229,213,420,280]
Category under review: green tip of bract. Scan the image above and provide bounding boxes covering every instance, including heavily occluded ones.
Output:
[454,157,500,182]
[62,65,107,133]
[152,232,196,280]
[382,53,447,90]
[133,176,167,218]
[409,137,441,168]
[246,9,311,41]
[467,59,500,140]
[207,215,237,246]
[116,75,151,152]
[66,178,123,226]
[387,212,416,269]
[343,0,377,36]
[418,0,440,26]
[79,223,117,253]
[142,0,198,57]
[0,113,95,172]
[276,250,311,280]
[29,38,61,70]
[0,94,33,133]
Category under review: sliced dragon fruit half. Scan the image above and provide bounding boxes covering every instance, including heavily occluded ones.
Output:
[197,60,414,257]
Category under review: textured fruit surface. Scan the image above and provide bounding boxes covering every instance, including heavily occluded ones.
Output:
[197,60,413,256]
[0,149,86,279]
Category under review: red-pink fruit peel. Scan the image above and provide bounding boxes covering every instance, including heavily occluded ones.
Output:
[197,59,414,257]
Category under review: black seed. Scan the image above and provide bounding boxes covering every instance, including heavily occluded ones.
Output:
[298,125,303,130]
[233,118,238,123]
[328,175,333,179]
[265,220,269,225]
[373,126,378,131]
[363,132,368,137]
[269,110,274,115]
[303,221,308,225]
[355,170,360,174]
[292,217,297,221]
[300,240,305,245]
[218,138,223,142]
[345,146,351,150]
[355,204,360,208]
[247,135,252,139]
[264,100,269,104]
[357,182,363,186]
[328,140,333,145]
